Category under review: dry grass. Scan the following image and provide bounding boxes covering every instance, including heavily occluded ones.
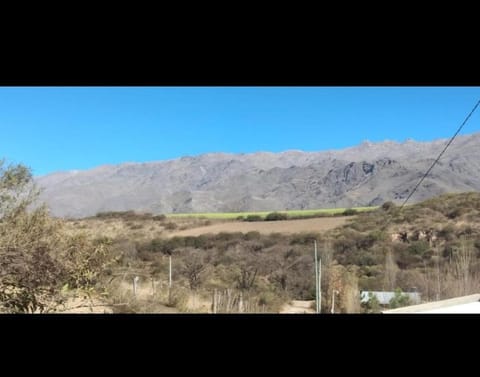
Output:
[63,217,212,239]
[168,216,353,237]
[64,216,353,240]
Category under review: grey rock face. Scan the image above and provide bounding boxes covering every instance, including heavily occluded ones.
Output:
[35,133,480,218]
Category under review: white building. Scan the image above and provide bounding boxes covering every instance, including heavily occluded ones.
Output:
[360,291,421,306]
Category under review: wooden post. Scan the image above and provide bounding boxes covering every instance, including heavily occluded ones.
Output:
[319,258,322,313]
[133,276,139,298]
[218,290,223,313]
[168,255,172,304]
[169,255,172,288]
[226,289,232,313]
[239,292,244,313]
[212,289,217,314]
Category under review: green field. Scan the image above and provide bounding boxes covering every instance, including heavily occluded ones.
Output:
[167,206,377,219]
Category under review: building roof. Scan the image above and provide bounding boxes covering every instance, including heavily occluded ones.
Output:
[383,293,480,313]
[360,291,421,305]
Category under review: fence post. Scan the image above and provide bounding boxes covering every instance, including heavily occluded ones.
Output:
[133,276,139,298]
[226,289,232,313]
[212,289,217,314]
[239,292,244,313]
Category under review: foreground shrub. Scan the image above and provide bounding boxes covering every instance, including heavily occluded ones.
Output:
[265,212,288,221]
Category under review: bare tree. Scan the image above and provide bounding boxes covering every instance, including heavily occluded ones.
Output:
[453,236,475,296]
[236,263,258,291]
[444,236,479,297]
[182,250,206,291]
[343,267,360,313]
[320,240,333,311]
[384,249,398,291]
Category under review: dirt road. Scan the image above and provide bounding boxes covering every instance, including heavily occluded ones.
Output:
[280,300,316,314]
[168,217,351,237]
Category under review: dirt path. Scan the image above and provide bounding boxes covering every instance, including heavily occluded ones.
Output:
[169,217,351,237]
[56,296,114,313]
[280,300,316,314]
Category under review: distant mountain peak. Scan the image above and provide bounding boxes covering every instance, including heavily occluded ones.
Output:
[35,132,480,218]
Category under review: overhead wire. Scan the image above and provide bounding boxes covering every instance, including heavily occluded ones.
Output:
[398,99,480,211]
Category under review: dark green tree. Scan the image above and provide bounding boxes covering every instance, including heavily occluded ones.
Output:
[389,288,411,309]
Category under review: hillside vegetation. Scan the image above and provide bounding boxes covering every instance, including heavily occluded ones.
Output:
[3,159,480,313]
[63,192,480,313]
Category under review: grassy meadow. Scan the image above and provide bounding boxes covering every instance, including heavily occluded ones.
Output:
[167,206,378,219]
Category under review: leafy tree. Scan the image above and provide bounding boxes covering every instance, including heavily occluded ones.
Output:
[362,292,381,313]
[388,288,411,309]
[0,160,116,313]
[0,159,39,219]
[0,161,65,312]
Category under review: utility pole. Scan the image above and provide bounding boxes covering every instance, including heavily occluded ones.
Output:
[168,255,173,305]
[314,240,321,313]
[319,254,322,313]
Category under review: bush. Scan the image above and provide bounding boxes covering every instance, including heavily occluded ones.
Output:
[244,215,263,222]
[438,224,456,241]
[382,201,396,211]
[290,233,320,245]
[95,210,156,221]
[244,231,261,241]
[342,208,358,216]
[388,288,411,309]
[166,287,189,311]
[265,212,288,221]
[164,222,178,230]
[361,292,381,313]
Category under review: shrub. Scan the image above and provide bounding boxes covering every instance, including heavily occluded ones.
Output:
[361,292,381,313]
[265,212,288,221]
[244,231,261,241]
[244,215,263,222]
[407,240,430,256]
[381,201,396,211]
[342,208,358,216]
[388,288,411,309]
[164,222,178,230]
[438,224,456,241]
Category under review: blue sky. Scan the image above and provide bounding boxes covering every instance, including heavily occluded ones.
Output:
[1,87,480,176]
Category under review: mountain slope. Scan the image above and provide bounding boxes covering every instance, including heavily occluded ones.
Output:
[36,133,480,218]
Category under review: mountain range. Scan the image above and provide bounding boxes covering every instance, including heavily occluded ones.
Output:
[36,133,480,218]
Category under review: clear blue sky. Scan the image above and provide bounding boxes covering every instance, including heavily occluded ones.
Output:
[1,87,480,176]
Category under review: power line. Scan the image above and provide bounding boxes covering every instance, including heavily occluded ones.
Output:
[398,99,480,211]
